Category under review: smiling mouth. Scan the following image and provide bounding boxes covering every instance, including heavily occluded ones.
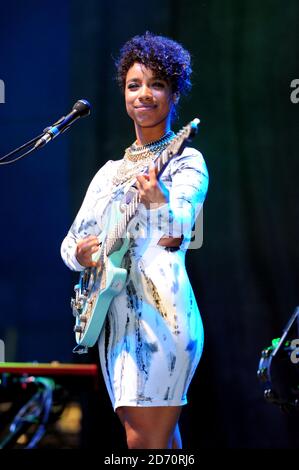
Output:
[135,105,156,110]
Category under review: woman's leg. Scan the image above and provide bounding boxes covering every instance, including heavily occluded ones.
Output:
[116,406,182,449]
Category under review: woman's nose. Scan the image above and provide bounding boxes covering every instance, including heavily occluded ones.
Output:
[139,85,153,101]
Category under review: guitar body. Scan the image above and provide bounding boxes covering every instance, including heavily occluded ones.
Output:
[72,197,132,349]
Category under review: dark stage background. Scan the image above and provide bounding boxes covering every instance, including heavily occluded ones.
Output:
[0,0,298,449]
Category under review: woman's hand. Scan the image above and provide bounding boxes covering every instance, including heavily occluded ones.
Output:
[136,162,169,209]
[75,235,100,268]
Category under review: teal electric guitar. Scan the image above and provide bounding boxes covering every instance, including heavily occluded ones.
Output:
[71,118,200,353]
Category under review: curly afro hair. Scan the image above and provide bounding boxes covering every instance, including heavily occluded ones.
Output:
[115,31,192,96]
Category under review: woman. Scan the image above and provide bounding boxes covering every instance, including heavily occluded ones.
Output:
[61,31,209,449]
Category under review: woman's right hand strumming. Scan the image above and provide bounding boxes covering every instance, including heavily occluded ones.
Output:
[75,235,100,268]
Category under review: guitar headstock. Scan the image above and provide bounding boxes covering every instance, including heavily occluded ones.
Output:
[166,117,200,157]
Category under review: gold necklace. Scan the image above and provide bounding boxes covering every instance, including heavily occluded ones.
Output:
[124,131,175,162]
[112,131,176,186]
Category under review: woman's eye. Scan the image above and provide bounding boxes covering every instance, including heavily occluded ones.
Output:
[128,83,139,89]
[152,82,165,88]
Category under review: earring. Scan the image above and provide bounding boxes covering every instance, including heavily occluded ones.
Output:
[173,94,179,104]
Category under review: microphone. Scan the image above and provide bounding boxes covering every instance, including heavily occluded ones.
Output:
[34,99,91,149]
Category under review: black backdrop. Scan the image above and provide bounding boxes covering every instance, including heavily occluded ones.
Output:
[0,0,298,449]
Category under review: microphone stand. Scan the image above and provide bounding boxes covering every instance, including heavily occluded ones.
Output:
[0,116,66,166]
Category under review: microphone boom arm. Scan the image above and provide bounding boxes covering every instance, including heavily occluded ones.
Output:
[0,99,91,165]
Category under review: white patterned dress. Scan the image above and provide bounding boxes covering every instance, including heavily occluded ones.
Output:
[61,147,209,410]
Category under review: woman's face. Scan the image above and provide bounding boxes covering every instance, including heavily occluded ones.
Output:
[125,62,174,130]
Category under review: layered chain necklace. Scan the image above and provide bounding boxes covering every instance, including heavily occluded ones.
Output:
[112,130,176,187]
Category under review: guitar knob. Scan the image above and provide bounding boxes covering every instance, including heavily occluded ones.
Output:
[79,315,88,323]
[74,325,83,333]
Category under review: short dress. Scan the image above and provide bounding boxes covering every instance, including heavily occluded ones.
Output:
[61,147,209,410]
